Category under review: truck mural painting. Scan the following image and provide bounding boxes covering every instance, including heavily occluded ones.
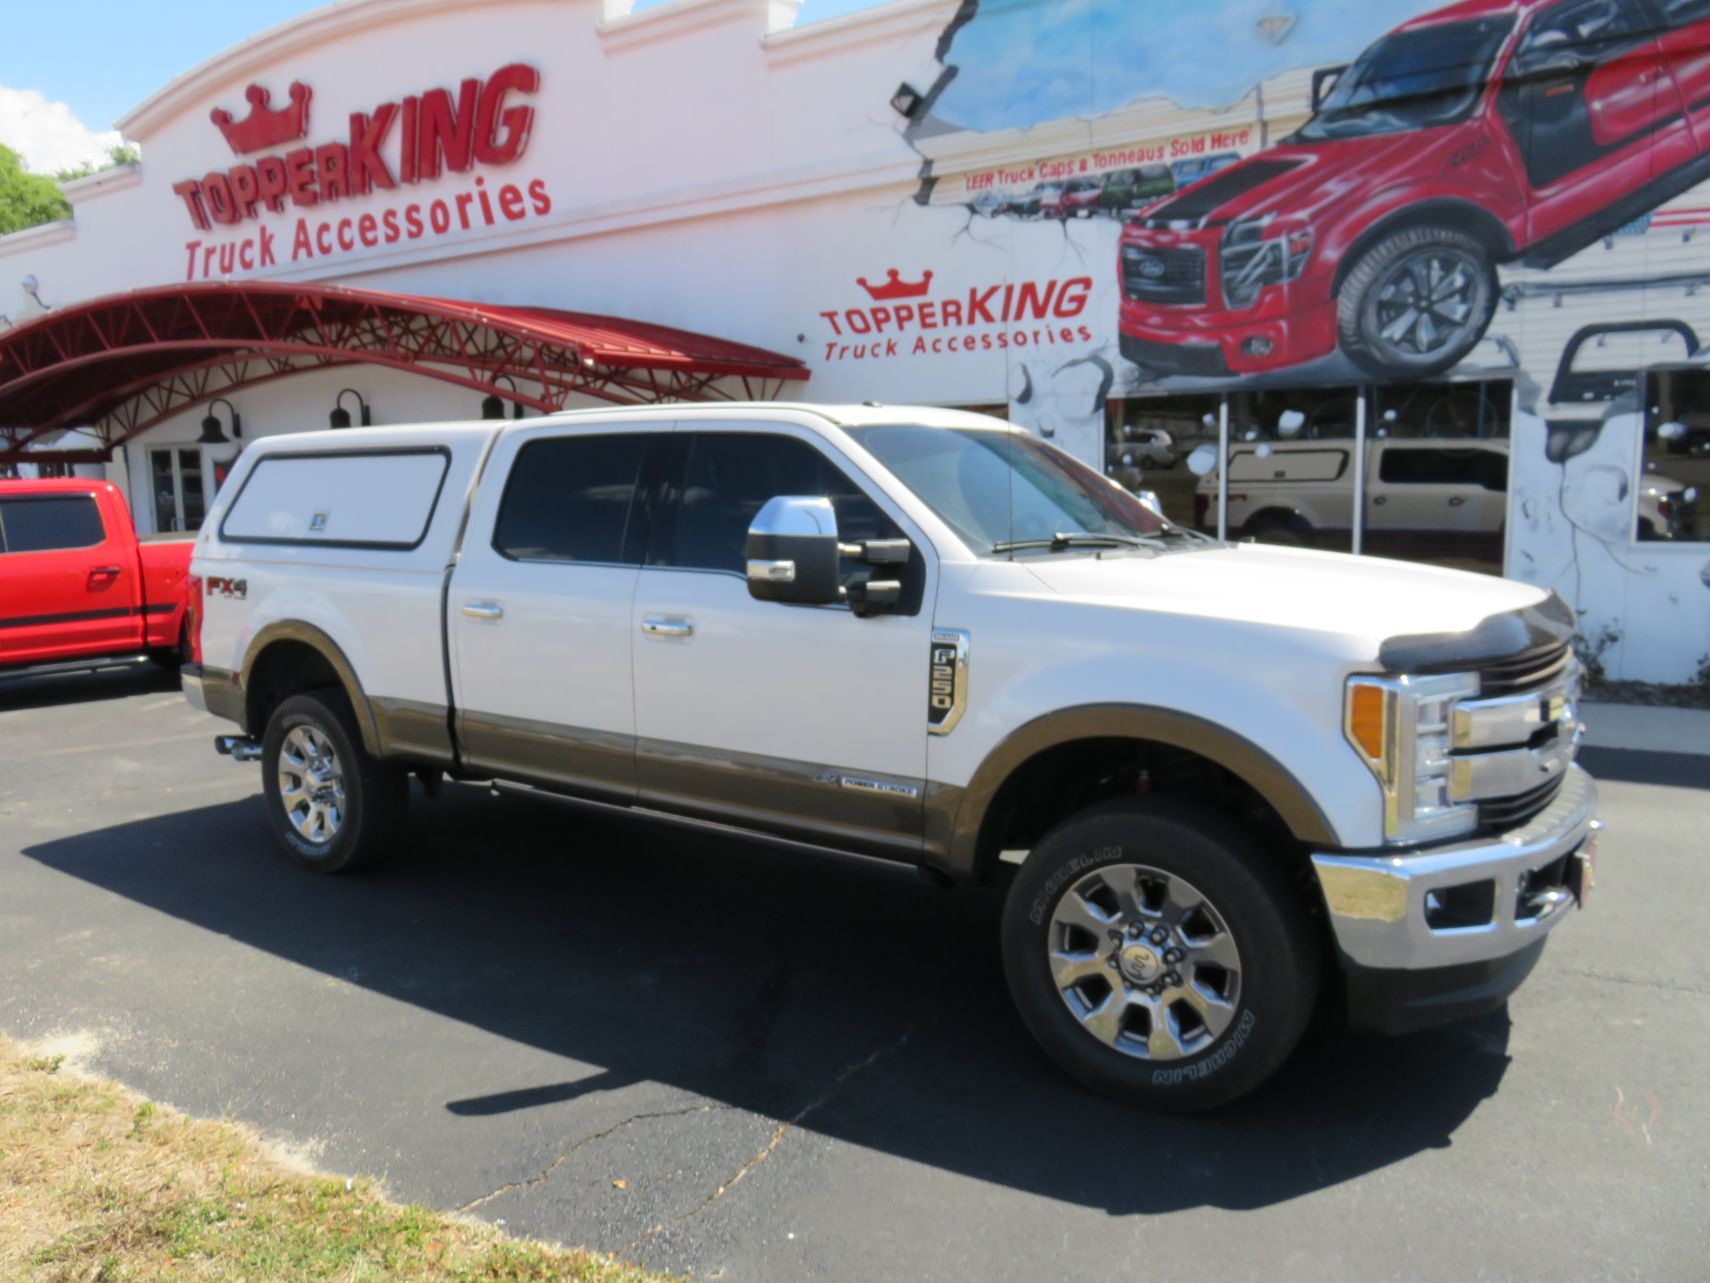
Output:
[891,0,1710,682]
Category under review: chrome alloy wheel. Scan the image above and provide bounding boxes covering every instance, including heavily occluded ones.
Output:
[1372,248,1484,359]
[1046,863,1242,1060]
[277,725,346,844]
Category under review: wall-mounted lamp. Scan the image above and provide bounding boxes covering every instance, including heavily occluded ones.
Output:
[480,374,526,421]
[330,388,371,429]
[890,82,924,120]
[198,397,242,445]
[21,274,50,309]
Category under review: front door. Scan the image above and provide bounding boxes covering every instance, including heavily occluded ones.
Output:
[1497,0,1696,248]
[449,427,666,801]
[630,426,936,860]
[0,491,143,666]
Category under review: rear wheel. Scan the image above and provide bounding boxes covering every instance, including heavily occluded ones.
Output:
[148,619,192,670]
[261,689,405,873]
[1244,510,1311,547]
[1338,225,1497,379]
[1001,798,1320,1110]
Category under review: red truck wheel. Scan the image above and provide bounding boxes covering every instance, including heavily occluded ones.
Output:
[1337,225,1496,379]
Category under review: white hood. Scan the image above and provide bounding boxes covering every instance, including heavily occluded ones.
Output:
[1016,542,1550,658]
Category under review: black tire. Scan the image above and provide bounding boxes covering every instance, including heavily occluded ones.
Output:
[1338,225,1497,379]
[148,619,192,670]
[1244,511,1310,547]
[260,689,405,874]
[1001,797,1320,1110]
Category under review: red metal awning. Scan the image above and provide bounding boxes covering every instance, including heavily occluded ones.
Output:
[0,281,811,463]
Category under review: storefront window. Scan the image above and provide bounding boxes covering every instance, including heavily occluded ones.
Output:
[1105,393,1220,530]
[1365,379,1511,575]
[1217,386,1361,553]
[1640,369,1708,542]
[1103,380,1517,573]
[150,447,207,533]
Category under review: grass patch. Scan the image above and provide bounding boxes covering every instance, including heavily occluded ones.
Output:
[0,1036,673,1282]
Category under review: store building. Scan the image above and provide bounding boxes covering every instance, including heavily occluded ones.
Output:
[1,0,1707,680]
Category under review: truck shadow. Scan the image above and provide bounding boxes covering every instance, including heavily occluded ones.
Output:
[23,782,1512,1216]
[0,662,178,711]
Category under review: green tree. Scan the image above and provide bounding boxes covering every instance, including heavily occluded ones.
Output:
[0,143,71,235]
[55,142,141,183]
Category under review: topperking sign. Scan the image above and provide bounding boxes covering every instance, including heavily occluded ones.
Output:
[173,64,554,280]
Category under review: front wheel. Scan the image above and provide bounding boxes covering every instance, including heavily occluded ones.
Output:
[1001,798,1320,1110]
[1338,225,1497,379]
[261,690,405,873]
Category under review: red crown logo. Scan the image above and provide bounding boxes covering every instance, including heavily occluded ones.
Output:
[857,268,933,301]
[210,82,313,155]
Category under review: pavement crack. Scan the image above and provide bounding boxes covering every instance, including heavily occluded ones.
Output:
[1550,967,1709,997]
[458,1101,733,1213]
[621,1022,921,1255]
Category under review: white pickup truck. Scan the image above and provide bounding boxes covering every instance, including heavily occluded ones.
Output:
[183,403,1597,1110]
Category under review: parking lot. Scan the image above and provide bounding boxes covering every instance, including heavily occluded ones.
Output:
[2,664,1707,1282]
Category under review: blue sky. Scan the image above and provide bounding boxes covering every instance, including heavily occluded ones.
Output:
[0,0,889,168]
[934,0,1407,131]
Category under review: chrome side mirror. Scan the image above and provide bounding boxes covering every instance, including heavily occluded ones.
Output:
[746,496,842,605]
[1135,489,1164,516]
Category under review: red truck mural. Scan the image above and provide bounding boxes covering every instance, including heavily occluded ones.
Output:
[1118,0,1710,381]
[0,479,196,677]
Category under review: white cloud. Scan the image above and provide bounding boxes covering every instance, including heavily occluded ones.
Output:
[0,87,123,175]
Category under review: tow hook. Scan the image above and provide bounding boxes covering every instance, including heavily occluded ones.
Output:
[214,735,263,763]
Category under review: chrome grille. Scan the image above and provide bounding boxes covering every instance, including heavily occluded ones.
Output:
[1474,642,1571,697]
[1451,643,1581,835]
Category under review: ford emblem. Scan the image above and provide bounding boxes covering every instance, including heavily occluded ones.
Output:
[1138,256,1167,280]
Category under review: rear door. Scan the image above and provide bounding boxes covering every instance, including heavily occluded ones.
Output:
[1652,0,1710,144]
[0,490,144,666]
[448,426,665,801]
[1497,0,1695,246]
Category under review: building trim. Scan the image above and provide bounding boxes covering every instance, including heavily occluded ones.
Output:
[0,219,76,257]
[117,0,556,138]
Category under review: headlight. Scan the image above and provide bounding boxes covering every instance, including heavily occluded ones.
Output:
[1345,672,1481,844]
[1221,217,1314,308]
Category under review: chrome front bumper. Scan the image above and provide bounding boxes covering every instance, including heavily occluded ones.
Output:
[1312,764,1597,970]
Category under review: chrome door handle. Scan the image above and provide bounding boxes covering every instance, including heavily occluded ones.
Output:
[461,601,504,621]
[641,615,693,639]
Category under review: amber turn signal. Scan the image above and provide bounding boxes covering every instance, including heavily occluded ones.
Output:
[1348,683,1388,761]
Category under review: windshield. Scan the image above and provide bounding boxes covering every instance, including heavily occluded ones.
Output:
[847,425,1169,554]
[1294,18,1512,142]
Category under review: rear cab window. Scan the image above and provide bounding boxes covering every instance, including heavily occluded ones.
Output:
[0,494,106,554]
[492,434,653,565]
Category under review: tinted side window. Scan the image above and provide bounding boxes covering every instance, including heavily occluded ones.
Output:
[1514,0,1651,75]
[493,435,650,565]
[1378,448,1506,488]
[0,496,106,554]
[655,433,896,574]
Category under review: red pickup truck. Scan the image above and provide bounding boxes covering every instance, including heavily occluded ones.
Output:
[1118,0,1710,381]
[0,478,195,677]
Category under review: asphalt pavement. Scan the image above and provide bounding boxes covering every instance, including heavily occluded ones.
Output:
[1,663,1706,1281]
